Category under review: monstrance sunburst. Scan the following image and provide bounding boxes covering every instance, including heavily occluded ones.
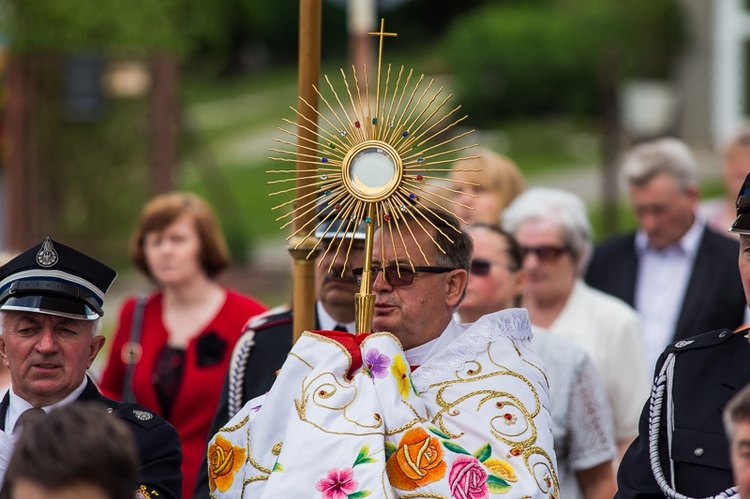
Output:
[268,19,480,334]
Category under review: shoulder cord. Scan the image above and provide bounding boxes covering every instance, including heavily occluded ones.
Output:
[227,330,255,419]
[649,352,737,499]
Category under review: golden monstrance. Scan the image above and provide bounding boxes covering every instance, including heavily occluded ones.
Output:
[269,19,480,338]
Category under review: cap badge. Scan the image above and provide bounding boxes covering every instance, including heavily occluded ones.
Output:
[132,410,153,421]
[35,237,59,268]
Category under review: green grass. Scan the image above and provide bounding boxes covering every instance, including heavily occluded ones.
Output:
[476,118,599,176]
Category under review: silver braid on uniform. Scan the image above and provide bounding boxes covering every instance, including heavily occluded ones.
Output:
[228,331,255,419]
[648,353,737,499]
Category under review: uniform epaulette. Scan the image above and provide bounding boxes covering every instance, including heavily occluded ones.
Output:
[243,306,293,333]
[114,404,163,430]
[663,328,735,354]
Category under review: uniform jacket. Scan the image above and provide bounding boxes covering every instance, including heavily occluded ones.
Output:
[584,226,745,343]
[616,329,750,498]
[193,306,316,499]
[0,376,183,499]
[98,289,266,499]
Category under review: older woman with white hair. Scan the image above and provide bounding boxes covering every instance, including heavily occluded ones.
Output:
[503,187,651,456]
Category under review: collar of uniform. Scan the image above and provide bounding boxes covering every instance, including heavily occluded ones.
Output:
[635,216,704,257]
[7,377,87,437]
[316,300,354,333]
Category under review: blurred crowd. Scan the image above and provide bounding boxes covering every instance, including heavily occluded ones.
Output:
[0,125,750,499]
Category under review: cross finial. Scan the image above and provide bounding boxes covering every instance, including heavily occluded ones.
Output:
[367,18,398,46]
[367,19,397,129]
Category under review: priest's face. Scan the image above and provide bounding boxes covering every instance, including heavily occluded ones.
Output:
[371,224,464,350]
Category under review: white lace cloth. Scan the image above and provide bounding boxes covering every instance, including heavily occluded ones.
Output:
[532,328,616,499]
[207,308,559,498]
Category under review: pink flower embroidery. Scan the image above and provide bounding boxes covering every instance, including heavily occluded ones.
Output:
[316,467,358,499]
[449,455,489,499]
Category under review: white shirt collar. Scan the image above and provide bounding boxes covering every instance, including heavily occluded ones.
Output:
[404,319,463,367]
[7,377,88,438]
[635,217,704,257]
[316,301,355,333]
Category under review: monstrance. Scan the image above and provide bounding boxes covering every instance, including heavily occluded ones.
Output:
[268,19,480,335]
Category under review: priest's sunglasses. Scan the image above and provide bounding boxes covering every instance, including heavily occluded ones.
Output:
[352,265,455,287]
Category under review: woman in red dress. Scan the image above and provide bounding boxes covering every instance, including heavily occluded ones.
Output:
[99,192,266,498]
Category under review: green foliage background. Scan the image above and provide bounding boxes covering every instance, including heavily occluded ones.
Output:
[440,0,684,123]
[2,0,686,269]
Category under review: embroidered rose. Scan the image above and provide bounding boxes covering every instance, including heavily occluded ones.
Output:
[391,355,412,398]
[315,467,358,499]
[448,455,489,499]
[208,435,246,492]
[363,348,391,378]
[386,427,446,490]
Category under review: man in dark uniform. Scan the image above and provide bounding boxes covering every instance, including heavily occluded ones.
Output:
[193,220,365,497]
[615,172,750,498]
[0,237,182,499]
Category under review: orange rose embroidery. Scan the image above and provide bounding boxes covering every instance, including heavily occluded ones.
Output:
[208,435,246,492]
[386,427,446,490]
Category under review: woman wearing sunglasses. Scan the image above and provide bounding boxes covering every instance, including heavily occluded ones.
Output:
[458,223,617,499]
[502,187,650,459]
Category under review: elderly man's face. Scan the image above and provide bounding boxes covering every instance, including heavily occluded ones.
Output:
[315,242,365,312]
[0,312,104,407]
[739,236,750,309]
[628,172,698,250]
[730,417,750,499]
[514,218,577,306]
[371,224,466,350]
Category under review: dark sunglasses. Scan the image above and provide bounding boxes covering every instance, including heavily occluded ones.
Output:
[352,265,455,287]
[520,245,570,262]
[469,258,519,276]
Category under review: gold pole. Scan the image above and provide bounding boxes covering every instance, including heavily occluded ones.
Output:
[291,0,323,343]
[355,203,376,334]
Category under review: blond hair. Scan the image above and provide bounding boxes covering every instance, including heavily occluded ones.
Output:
[449,148,525,218]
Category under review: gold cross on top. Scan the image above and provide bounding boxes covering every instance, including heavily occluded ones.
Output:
[367,18,397,45]
[367,19,398,124]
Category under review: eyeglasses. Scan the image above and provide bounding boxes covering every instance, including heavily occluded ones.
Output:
[469,258,519,276]
[520,245,570,262]
[352,265,455,287]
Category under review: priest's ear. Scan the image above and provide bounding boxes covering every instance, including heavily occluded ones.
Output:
[445,269,468,309]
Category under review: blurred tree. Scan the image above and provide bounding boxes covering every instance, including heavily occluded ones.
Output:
[2,0,187,261]
[178,0,490,76]
[4,0,186,54]
[440,0,684,124]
